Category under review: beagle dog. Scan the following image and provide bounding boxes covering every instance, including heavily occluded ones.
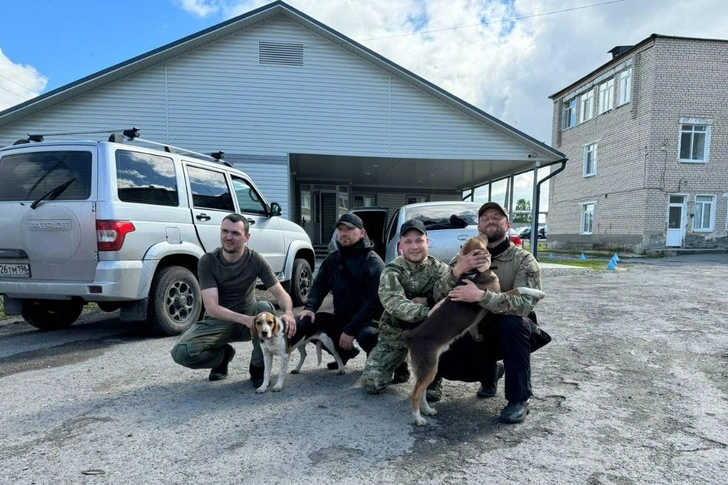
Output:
[252,311,345,393]
[402,234,545,426]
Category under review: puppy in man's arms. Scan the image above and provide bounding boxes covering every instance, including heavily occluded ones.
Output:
[252,311,346,393]
[402,234,545,426]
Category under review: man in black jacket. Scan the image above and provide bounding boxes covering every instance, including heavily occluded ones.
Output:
[292,213,384,368]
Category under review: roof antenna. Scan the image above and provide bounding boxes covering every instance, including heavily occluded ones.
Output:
[211,151,225,161]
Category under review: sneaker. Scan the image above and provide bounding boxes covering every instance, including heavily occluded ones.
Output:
[500,400,530,424]
[249,364,265,388]
[208,345,235,381]
[425,376,443,402]
[477,362,505,398]
[391,362,410,384]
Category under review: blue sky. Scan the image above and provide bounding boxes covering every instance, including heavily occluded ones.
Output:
[1,0,727,206]
[0,1,216,94]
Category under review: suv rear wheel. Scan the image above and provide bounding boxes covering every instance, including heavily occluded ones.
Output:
[288,258,312,307]
[22,299,84,330]
[148,266,202,336]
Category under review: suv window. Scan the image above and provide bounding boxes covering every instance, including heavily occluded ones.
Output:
[116,150,179,206]
[187,165,234,211]
[0,150,92,201]
[232,176,267,215]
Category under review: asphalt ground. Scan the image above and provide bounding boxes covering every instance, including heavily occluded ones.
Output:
[0,253,726,484]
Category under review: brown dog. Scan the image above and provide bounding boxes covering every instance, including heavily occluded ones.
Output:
[402,234,545,426]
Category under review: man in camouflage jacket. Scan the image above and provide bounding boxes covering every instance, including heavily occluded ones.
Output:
[360,219,451,396]
[434,202,550,423]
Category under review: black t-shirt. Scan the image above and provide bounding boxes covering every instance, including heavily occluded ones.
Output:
[198,247,278,314]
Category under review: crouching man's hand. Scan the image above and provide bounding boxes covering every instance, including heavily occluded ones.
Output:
[448,279,485,303]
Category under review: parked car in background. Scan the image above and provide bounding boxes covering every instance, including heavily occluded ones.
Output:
[328,206,389,260]
[517,225,547,240]
[382,202,482,263]
[507,228,523,247]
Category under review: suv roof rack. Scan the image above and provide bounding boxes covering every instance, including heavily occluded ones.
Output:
[10,127,232,167]
[12,128,140,146]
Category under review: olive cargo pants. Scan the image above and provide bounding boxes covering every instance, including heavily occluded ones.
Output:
[170,300,275,372]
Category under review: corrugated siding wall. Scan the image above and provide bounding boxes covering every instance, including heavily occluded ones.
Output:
[0,18,528,158]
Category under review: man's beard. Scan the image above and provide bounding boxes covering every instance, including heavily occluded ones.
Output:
[484,226,507,241]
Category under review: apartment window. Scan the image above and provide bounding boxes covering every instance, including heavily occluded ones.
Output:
[679,123,711,163]
[598,79,614,114]
[583,143,597,177]
[562,98,577,129]
[579,90,594,123]
[581,202,594,234]
[693,195,715,231]
[618,68,632,106]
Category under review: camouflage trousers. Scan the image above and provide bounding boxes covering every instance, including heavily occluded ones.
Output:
[360,323,409,394]
[170,300,275,371]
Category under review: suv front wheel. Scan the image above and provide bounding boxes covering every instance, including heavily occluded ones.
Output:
[22,299,84,330]
[288,258,312,307]
[148,266,202,336]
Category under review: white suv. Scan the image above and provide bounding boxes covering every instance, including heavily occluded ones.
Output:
[0,130,314,335]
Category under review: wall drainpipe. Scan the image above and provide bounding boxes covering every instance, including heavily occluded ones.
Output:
[531,159,567,260]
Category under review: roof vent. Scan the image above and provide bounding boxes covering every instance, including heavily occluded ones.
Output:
[259,41,304,66]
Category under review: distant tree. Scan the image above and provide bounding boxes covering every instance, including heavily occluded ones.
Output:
[512,198,532,223]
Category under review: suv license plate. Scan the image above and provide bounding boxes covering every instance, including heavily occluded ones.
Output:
[0,263,31,278]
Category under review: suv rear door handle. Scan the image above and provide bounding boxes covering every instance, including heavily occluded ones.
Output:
[196,213,211,221]
[247,218,255,226]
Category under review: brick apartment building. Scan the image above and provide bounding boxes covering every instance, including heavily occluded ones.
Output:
[548,34,728,254]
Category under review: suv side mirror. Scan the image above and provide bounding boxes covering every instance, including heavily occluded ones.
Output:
[270,202,282,217]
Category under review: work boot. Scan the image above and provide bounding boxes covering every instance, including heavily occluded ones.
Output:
[500,400,530,424]
[391,362,410,384]
[477,362,505,398]
[249,364,265,388]
[425,376,443,402]
[208,345,236,381]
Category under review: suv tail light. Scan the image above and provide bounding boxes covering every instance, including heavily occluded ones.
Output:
[97,220,135,251]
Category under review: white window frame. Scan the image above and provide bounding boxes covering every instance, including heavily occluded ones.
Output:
[678,120,711,163]
[598,79,614,114]
[562,98,577,129]
[583,142,597,177]
[354,194,376,207]
[617,68,632,106]
[579,89,594,123]
[692,194,715,232]
[581,202,595,235]
[407,195,429,204]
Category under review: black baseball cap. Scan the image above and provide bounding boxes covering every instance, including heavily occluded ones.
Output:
[478,202,509,220]
[335,213,364,230]
[400,219,427,237]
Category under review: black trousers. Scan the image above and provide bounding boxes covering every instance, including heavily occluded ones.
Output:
[437,313,551,403]
[291,312,379,360]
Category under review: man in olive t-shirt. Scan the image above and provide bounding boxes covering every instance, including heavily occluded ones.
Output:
[171,213,296,388]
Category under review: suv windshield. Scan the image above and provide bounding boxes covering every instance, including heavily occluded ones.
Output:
[0,151,92,201]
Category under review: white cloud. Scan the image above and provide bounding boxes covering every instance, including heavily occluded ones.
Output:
[0,49,47,112]
[177,0,222,17]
